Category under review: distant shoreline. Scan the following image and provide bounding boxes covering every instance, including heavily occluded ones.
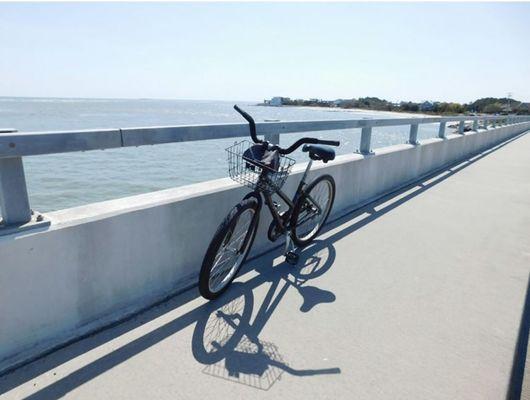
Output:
[261,96,529,115]
[263,104,435,118]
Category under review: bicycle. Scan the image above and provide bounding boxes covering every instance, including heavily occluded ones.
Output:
[199,105,340,300]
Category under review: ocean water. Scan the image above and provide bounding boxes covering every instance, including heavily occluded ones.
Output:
[0,97,441,213]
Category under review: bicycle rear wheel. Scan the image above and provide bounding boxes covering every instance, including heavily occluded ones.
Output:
[199,198,259,299]
[290,174,335,247]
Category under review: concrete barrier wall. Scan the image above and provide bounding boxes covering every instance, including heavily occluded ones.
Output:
[1,122,529,374]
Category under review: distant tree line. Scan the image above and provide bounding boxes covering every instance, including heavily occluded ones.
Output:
[276,96,529,115]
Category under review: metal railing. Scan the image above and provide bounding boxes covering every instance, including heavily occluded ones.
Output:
[1,114,529,227]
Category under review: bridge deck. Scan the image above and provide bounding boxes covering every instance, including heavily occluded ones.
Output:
[1,132,529,399]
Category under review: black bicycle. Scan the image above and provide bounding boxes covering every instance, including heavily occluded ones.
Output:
[199,105,339,299]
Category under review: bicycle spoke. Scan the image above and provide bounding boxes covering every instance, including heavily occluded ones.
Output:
[208,208,255,293]
[306,193,323,214]
[295,179,333,241]
[212,251,236,274]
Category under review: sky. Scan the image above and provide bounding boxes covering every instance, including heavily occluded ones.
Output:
[1,2,529,103]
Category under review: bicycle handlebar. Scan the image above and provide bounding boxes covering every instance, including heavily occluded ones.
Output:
[276,138,340,154]
[233,104,340,154]
[234,105,261,144]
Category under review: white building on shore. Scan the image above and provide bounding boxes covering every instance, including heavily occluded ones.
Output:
[265,96,290,106]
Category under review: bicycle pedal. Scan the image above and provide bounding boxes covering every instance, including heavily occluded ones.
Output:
[285,251,299,265]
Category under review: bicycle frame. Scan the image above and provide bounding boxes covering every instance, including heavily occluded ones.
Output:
[261,159,314,234]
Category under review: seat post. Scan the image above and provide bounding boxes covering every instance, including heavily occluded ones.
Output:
[292,159,314,201]
[301,159,313,186]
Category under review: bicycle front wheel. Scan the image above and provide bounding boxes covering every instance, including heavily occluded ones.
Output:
[290,174,335,247]
[199,198,259,299]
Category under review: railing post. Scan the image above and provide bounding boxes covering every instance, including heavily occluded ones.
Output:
[408,124,419,145]
[0,157,32,226]
[492,119,496,128]
[438,122,446,138]
[483,119,488,129]
[359,127,373,154]
[458,120,465,134]
[472,119,479,131]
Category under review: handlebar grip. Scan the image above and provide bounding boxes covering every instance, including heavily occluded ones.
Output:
[277,137,340,154]
[317,140,340,147]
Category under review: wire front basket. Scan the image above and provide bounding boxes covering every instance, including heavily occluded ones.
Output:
[227,140,295,193]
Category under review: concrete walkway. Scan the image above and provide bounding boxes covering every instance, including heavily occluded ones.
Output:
[1,132,529,400]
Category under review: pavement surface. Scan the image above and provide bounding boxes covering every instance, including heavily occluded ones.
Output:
[1,132,529,400]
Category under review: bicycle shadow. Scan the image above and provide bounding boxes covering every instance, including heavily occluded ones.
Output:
[192,239,341,390]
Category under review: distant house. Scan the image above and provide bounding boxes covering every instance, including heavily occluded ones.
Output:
[269,97,283,106]
[420,101,434,112]
[501,104,512,113]
[268,96,290,106]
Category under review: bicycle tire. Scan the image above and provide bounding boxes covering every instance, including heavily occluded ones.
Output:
[199,198,259,299]
[290,175,335,247]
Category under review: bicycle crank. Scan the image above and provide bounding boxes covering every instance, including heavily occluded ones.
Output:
[284,233,299,265]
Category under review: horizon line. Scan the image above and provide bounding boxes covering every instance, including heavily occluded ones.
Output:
[1,94,528,104]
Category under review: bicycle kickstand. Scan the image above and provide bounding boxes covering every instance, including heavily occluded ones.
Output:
[284,233,299,265]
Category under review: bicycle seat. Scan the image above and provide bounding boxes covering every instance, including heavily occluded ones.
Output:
[302,144,335,163]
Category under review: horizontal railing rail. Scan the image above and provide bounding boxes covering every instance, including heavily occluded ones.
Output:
[1,115,529,158]
[0,114,529,228]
